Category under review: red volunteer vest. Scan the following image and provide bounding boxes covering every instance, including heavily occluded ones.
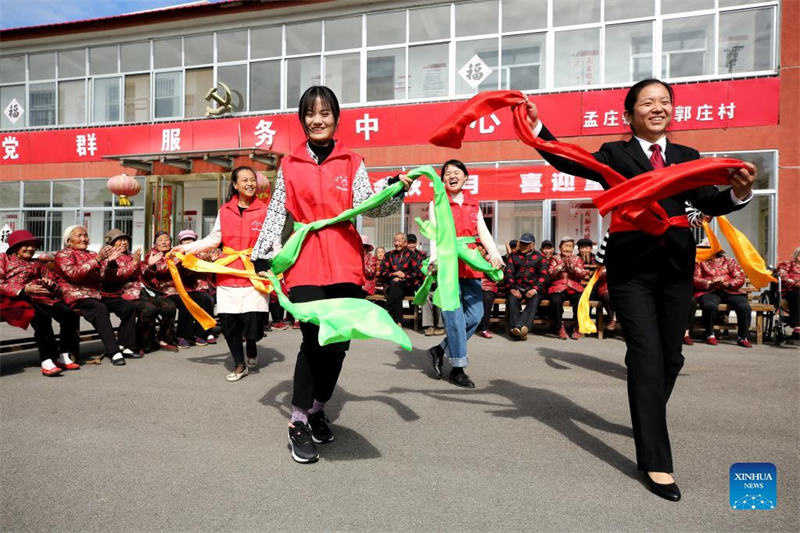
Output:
[450,191,482,279]
[281,141,365,289]
[218,195,268,288]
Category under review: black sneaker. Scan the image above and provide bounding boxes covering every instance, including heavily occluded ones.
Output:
[308,410,334,444]
[428,345,444,379]
[449,369,475,388]
[287,422,318,463]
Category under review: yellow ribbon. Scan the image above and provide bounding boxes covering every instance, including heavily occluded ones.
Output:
[166,247,279,331]
[577,268,602,334]
[696,217,776,289]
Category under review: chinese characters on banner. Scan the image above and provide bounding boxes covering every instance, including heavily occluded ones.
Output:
[0,78,779,166]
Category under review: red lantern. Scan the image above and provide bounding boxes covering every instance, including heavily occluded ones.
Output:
[107,173,141,206]
[255,171,271,202]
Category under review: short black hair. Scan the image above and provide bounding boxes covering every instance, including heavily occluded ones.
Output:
[227,165,257,202]
[623,79,674,134]
[540,240,554,249]
[440,159,469,178]
[509,239,518,249]
[298,86,340,137]
[576,238,593,248]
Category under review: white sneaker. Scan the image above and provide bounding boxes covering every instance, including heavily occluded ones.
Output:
[226,366,249,382]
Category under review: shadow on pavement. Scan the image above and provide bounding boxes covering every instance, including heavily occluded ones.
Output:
[383,379,638,479]
[537,347,628,381]
[386,347,432,375]
[186,345,285,372]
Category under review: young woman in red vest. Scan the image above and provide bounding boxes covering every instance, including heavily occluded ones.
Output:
[172,166,269,382]
[426,160,503,389]
[251,86,411,463]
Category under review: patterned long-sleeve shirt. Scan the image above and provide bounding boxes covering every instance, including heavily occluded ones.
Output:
[776,259,800,293]
[378,248,424,291]
[251,142,403,261]
[694,255,746,297]
[503,250,548,294]
[547,254,587,294]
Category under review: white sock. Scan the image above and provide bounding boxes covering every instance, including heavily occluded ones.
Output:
[41,359,57,370]
[111,352,124,361]
[58,353,72,365]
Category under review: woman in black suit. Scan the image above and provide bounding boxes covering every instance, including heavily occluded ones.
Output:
[523,79,756,501]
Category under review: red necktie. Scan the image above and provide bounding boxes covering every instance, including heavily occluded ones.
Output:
[649,144,665,170]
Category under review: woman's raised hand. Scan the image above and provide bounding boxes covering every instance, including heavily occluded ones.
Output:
[730,161,756,201]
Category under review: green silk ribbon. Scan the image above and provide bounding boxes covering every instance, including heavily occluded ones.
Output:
[410,172,503,311]
[263,168,437,351]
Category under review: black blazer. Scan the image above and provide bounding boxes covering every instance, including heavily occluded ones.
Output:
[538,124,747,281]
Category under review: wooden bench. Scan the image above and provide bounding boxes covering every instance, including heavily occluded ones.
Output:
[691,285,774,344]
[366,293,420,330]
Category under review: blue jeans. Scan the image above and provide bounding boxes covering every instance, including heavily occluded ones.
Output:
[439,278,484,368]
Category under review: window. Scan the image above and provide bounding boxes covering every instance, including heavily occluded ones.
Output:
[408,43,448,99]
[154,71,182,118]
[605,22,653,84]
[718,8,774,73]
[251,26,282,58]
[325,16,361,51]
[501,33,545,90]
[121,42,150,72]
[497,201,543,246]
[0,181,20,208]
[286,21,321,55]
[92,77,121,123]
[184,34,213,66]
[662,0,713,14]
[184,68,212,118]
[1,85,25,129]
[455,1,498,37]
[58,49,86,78]
[58,80,86,125]
[502,0,546,32]
[662,15,713,78]
[154,39,182,69]
[554,0,599,26]
[124,74,150,122]
[90,45,118,75]
[366,11,405,46]
[286,56,320,108]
[367,48,405,102]
[53,180,81,206]
[325,53,360,104]
[455,38,499,94]
[29,52,55,81]
[554,28,600,87]
[250,60,281,110]
[409,5,450,42]
[217,64,247,112]
[218,30,248,62]
[605,0,654,21]
[0,55,25,83]
[29,83,56,126]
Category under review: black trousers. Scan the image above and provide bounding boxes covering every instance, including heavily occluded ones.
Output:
[698,291,751,338]
[507,291,542,330]
[269,299,284,323]
[30,301,80,362]
[595,291,615,322]
[142,294,177,346]
[290,283,361,410]
[385,280,413,323]
[549,290,581,329]
[219,312,266,367]
[176,290,214,340]
[73,297,137,354]
[610,271,692,472]
[477,290,497,331]
[787,288,800,328]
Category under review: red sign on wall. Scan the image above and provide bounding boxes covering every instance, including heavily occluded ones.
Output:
[0,77,780,167]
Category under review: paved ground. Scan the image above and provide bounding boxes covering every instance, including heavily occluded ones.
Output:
[1,323,797,532]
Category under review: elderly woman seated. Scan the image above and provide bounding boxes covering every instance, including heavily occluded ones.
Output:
[54,225,138,366]
[0,230,80,376]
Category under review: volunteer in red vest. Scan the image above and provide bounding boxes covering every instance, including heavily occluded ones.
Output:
[172,166,269,382]
[0,230,80,376]
[426,159,503,389]
[251,85,411,464]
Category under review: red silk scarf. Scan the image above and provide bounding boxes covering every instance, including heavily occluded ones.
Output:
[429,90,746,236]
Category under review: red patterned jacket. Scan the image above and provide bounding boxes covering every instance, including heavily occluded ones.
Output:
[547,254,587,294]
[181,251,214,292]
[141,250,178,297]
[693,255,746,298]
[54,247,103,306]
[0,254,61,305]
[776,260,800,295]
[100,253,143,300]
[363,253,378,295]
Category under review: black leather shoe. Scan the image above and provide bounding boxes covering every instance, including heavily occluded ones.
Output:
[449,370,475,388]
[643,473,681,502]
[126,351,144,359]
[111,356,126,366]
[428,345,444,379]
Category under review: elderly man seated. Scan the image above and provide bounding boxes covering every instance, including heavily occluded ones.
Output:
[694,247,752,347]
[378,232,424,326]
[0,230,80,376]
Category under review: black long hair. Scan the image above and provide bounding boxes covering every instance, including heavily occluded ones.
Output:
[226,165,257,202]
[440,159,469,178]
[297,86,340,138]
[623,78,674,135]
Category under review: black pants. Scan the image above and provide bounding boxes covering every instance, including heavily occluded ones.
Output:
[385,280,413,323]
[219,312,266,367]
[610,271,692,472]
[549,290,581,330]
[142,293,177,346]
[595,291,615,322]
[477,290,497,331]
[290,283,361,410]
[269,299,284,324]
[73,297,137,355]
[784,288,799,328]
[698,291,751,339]
[30,301,80,363]
[176,290,214,340]
[507,291,543,330]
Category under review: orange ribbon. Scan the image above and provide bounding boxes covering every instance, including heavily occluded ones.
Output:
[697,217,776,289]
